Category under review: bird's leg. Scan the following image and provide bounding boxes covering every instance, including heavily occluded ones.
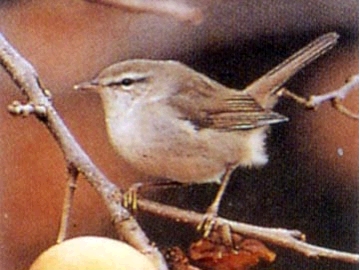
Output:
[197,164,236,240]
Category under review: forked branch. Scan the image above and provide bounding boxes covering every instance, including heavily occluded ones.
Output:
[0,33,168,270]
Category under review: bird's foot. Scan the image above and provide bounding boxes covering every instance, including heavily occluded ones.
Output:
[197,211,218,238]
[122,183,143,211]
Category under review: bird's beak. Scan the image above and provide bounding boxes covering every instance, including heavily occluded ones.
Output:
[73,81,99,91]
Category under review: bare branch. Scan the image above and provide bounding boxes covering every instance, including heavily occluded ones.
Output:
[278,75,359,119]
[0,33,168,270]
[137,199,359,264]
[86,0,203,25]
[57,164,79,244]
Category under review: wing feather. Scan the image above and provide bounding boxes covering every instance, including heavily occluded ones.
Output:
[167,75,288,131]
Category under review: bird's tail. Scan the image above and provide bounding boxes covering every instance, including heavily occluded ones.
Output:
[245,32,339,108]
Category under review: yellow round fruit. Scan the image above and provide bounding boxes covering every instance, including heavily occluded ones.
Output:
[29,236,156,270]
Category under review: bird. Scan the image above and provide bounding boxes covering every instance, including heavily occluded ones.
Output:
[74,32,338,233]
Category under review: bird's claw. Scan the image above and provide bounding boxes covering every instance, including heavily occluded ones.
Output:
[122,183,143,211]
[197,212,218,238]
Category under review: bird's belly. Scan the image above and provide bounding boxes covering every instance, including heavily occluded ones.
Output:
[106,111,268,184]
[109,121,225,183]
[129,146,227,184]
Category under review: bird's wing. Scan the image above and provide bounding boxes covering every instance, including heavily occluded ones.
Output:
[199,92,288,130]
[167,75,288,131]
[168,32,338,131]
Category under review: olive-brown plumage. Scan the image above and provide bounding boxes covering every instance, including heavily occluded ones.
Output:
[75,32,338,218]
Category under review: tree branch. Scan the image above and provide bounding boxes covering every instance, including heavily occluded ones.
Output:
[0,33,168,270]
[136,198,359,264]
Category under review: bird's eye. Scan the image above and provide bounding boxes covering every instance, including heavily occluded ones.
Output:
[120,78,135,87]
[105,76,147,88]
[106,78,135,88]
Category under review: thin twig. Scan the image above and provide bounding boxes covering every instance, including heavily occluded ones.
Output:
[331,98,358,119]
[136,199,359,264]
[277,75,359,119]
[86,0,203,25]
[57,164,79,244]
[0,33,168,270]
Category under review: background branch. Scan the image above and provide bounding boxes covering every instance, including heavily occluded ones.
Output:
[87,0,203,25]
[278,75,359,119]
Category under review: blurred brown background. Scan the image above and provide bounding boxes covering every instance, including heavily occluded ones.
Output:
[0,0,358,269]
